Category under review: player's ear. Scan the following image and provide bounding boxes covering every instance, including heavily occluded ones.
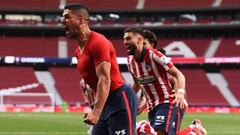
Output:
[77,19,82,24]
[137,36,143,44]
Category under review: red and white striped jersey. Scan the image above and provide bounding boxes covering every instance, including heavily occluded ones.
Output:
[136,120,157,135]
[80,79,95,106]
[127,48,175,111]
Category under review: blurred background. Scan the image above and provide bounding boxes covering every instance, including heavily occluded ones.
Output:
[0,0,239,134]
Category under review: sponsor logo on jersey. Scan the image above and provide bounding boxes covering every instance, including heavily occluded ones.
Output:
[137,75,155,85]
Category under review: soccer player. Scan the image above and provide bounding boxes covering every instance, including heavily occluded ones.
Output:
[123,27,187,135]
[61,3,138,135]
[138,30,181,115]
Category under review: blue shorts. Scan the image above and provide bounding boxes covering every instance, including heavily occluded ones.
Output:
[148,103,185,135]
[92,84,138,135]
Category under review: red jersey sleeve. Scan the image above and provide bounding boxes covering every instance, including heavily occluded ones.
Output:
[89,40,111,66]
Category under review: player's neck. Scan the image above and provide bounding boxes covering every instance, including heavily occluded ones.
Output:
[77,27,91,48]
[134,46,144,61]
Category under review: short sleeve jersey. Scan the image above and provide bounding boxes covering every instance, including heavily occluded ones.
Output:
[127,48,174,110]
[75,31,124,92]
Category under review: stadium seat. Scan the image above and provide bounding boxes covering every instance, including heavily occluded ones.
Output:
[0,67,48,93]
[0,37,58,57]
[214,37,240,57]
[144,0,213,9]
[49,67,85,105]
[66,0,138,10]
[0,0,59,9]
[221,69,240,102]
[157,38,211,57]
[181,69,229,106]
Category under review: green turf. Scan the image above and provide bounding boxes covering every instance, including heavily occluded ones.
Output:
[0,112,239,135]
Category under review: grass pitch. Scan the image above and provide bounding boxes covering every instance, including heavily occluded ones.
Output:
[0,112,239,135]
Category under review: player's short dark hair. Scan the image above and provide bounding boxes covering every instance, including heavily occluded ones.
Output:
[143,29,157,48]
[64,3,90,18]
[124,27,143,36]
[64,3,89,12]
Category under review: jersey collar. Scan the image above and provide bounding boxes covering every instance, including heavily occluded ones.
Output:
[138,47,146,62]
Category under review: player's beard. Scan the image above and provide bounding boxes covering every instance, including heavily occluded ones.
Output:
[64,25,78,39]
[127,47,136,55]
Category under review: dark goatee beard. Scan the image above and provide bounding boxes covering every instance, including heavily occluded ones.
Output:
[128,49,136,55]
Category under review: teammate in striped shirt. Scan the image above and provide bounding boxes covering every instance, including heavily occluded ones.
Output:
[80,79,95,108]
[123,27,187,135]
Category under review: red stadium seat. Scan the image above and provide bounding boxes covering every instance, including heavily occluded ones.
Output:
[214,37,240,57]
[49,67,85,105]
[0,0,59,9]
[182,69,229,106]
[0,37,58,57]
[221,69,240,102]
[0,67,48,93]
[157,38,211,57]
[221,0,240,7]
[144,0,213,9]
[66,0,137,10]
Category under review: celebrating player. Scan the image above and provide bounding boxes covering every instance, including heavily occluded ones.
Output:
[123,27,187,135]
[61,3,138,135]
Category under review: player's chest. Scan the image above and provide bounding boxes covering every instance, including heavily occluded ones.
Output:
[77,54,94,75]
[131,61,157,84]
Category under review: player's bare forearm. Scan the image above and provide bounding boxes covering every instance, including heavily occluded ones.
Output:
[93,61,111,116]
[93,75,110,116]
[132,75,141,92]
[168,66,187,109]
[84,61,111,125]
[170,77,178,90]
[168,66,185,90]
[176,72,185,90]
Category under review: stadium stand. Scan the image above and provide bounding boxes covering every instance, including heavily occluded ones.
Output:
[49,67,85,105]
[221,69,240,102]
[0,37,58,57]
[0,0,59,9]
[221,0,240,7]
[144,0,214,9]
[181,69,229,106]
[111,39,128,57]
[214,38,240,57]
[0,67,48,93]
[157,38,211,57]
[66,0,138,10]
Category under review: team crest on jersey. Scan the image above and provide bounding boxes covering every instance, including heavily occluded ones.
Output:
[145,64,152,71]
[137,75,155,85]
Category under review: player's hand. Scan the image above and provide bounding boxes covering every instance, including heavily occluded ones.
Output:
[83,111,100,125]
[170,92,188,109]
